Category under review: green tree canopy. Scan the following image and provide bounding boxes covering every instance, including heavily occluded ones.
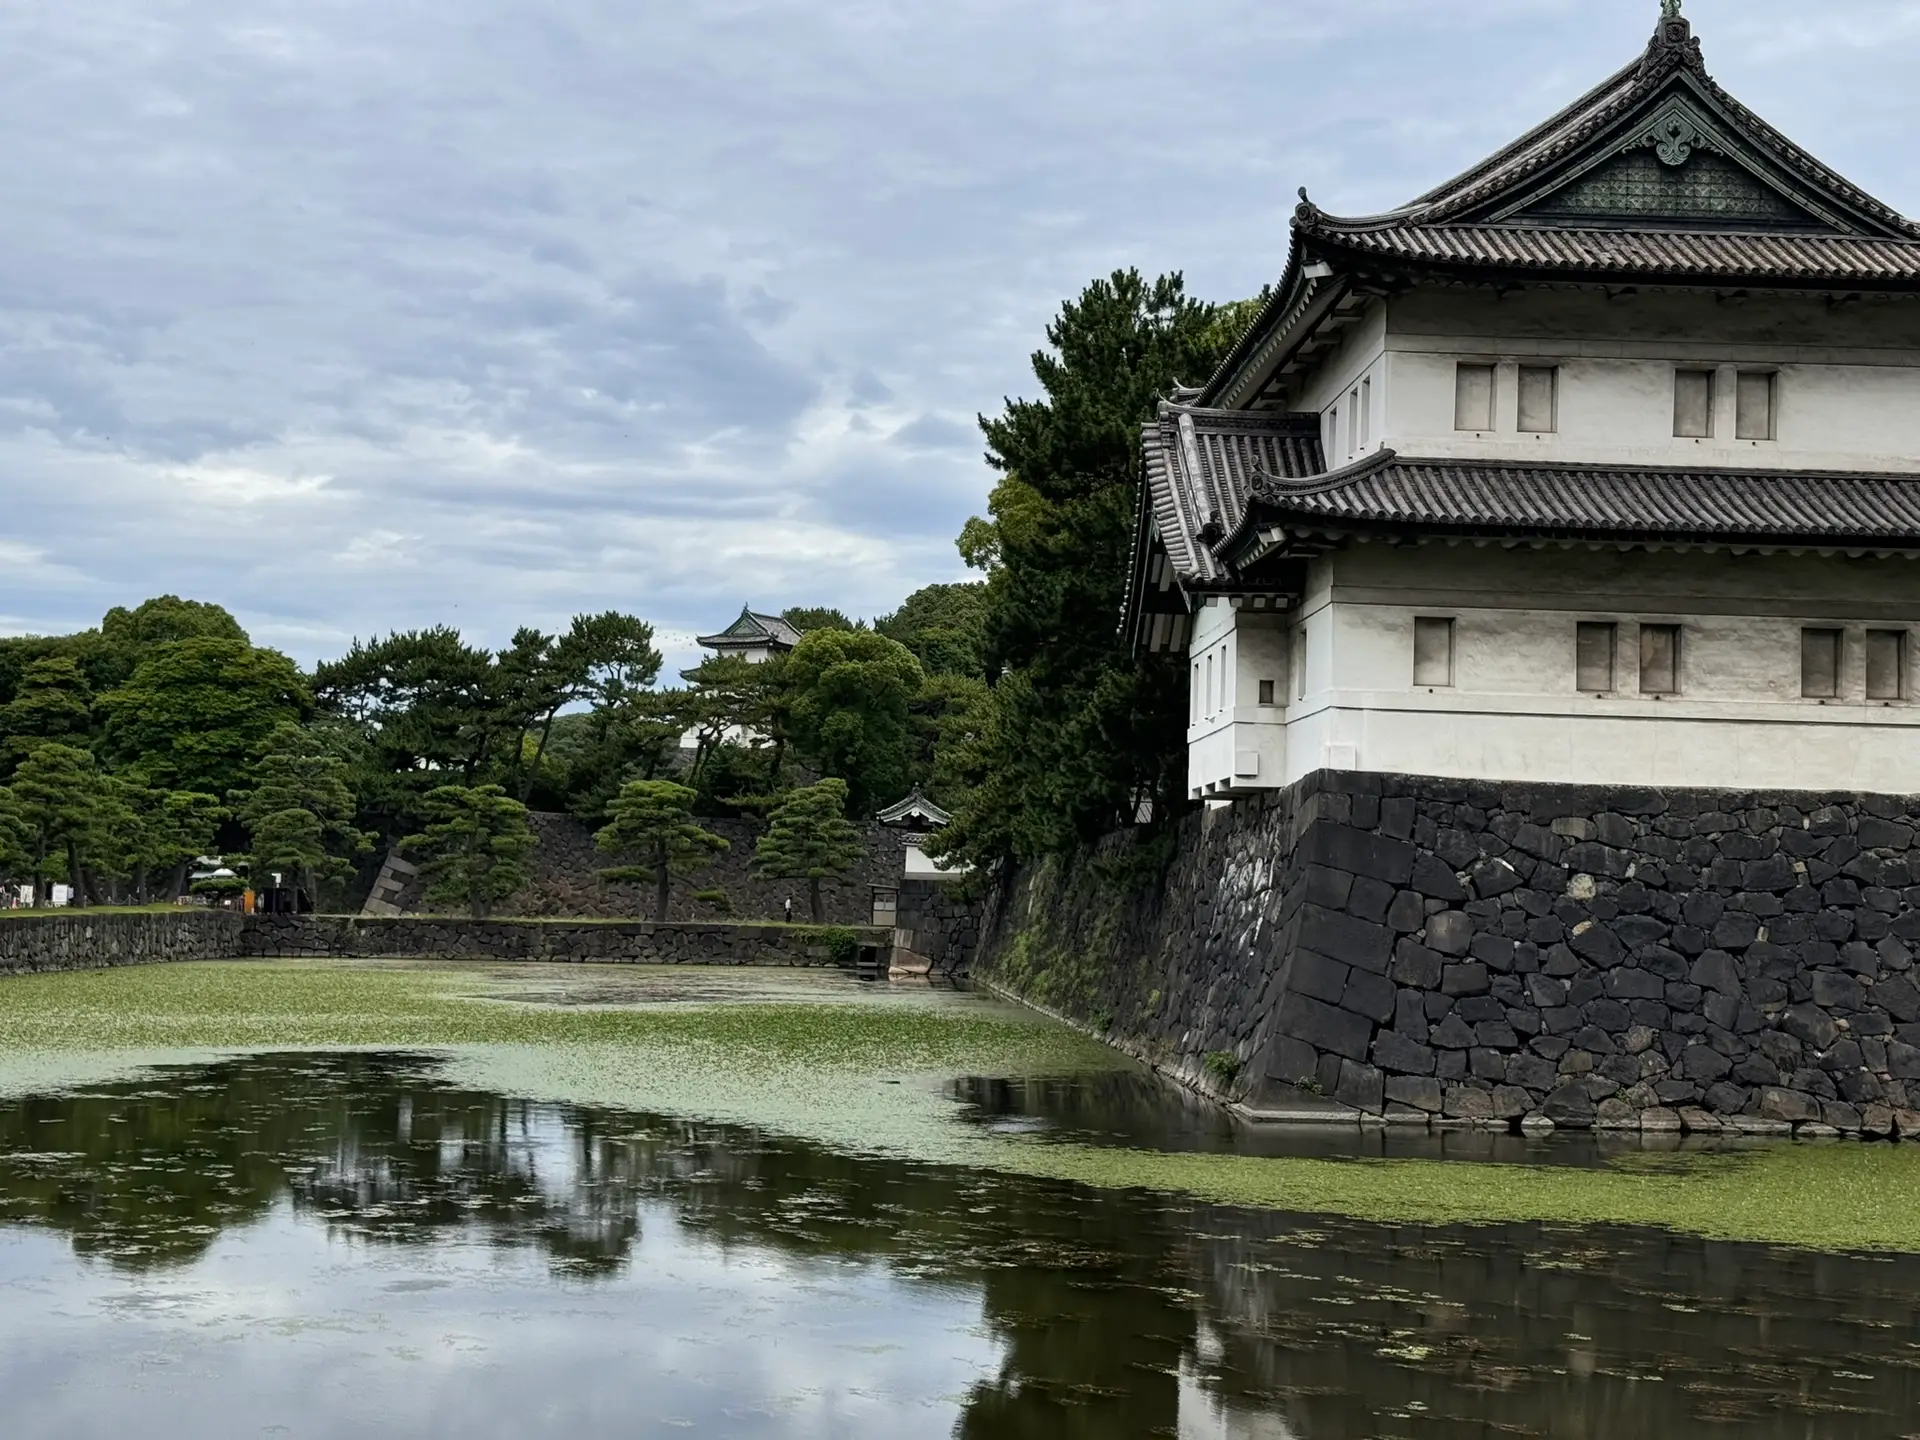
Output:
[106,787,225,903]
[876,583,988,680]
[233,723,371,908]
[753,779,863,923]
[0,655,95,763]
[594,780,729,921]
[100,596,248,654]
[10,743,117,905]
[939,270,1244,867]
[402,784,537,920]
[100,638,307,796]
[784,629,925,817]
[781,607,857,634]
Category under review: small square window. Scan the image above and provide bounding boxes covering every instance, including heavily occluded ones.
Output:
[1414,617,1455,688]
[1258,679,1276,706]
[1868,630,1907,700]
[1640,625,1680,695]
[1674,370,1714,438]
[1737,372,1776,441]
[1802,628,1842,699]
[1454,364,1495,432]
[1518,366,1558,434]
[1576,622,1616,693]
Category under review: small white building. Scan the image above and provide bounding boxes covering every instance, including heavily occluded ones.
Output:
[1127,5,1920,802]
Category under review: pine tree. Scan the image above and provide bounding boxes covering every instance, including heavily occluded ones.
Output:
[401,784,537,920]
[753,780,863,923]
[232,723,371,909]
[594,780,729,921]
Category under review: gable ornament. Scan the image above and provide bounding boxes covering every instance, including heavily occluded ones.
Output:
[1626,101,1722,168]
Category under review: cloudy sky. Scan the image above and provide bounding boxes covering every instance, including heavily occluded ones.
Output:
[1,0,1916,672]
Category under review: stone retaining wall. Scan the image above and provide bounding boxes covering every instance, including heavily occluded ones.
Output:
[0,911,247,975]
[243,914,890,966]
[975,770,1920,1140]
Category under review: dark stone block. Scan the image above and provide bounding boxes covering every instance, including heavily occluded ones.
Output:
[1526,973,1569,1008]
[1614,915,1670,948]
[1384,1075,1443,1112]
[1819,1038,1863,1072]
[1759,1087,1821,1124]
[1569,923,1624,967]
[1391,940,1444,991]
[1583,998,1632,1034]
[1888,1042,1920,1081]
[1543,1006,1582,1036]
[1425,911,1474,957]
[1442,962,1491,997]
[1340,970,1398,1025]
[1386,890,1426,934]
[1839,941,1882,977]
[1704,1082,1751,1114]
[1347,876,1395,925]
[1629,999,1672,1030]
[1470,936,1517,974]
[1681,1044,1734,1082]
[1372,1030,1437,1076]
[1379,796,1416,841]
[1508,1054,1558,1091]
[1335,1059,1385,1113]
[1430,1015,1476,1051]
[1811,970,1867,1011]
[1781,1002,1840,1052]
[1861,817,1917,851]
[1302,824,1416,886]
[1710,913,1762,950]
[1393,990,1430,1043]
[1742,856,1799,893]
[1732,1055,1780,1087]
[1471,857,1524,898]
[1298,904,1394,975]
[1268,1036,1321,1085]
[1410,853,1467,902]
[1703,992,1740,1032]
[1291,950,1351,1004]
[1875,975,1920,1024]
[1303,865,1355,911]
[1455,995,1506,1025]
[1468,1047,1507,1081]
[1689,949,1740,997]
[1605,968,1666,1001]
[1655,1078,1702,1104]
[1544,944,1581,978]
[1572,1024,1619,1055]
[1543,1082,1596,1127]
[1276,993,1373,1063]
[1475,1022,1520,1050]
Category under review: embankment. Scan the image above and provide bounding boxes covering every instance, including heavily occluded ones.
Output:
[0,913,890,973]
[974,769,1920,1139]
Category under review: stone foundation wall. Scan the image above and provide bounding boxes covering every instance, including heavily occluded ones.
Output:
[975,770,1920,1140]
[895,879,982,973]
[243,914,890,966]
[0,911,247,975]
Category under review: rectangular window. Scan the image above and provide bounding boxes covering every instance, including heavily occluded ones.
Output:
[1674,370,1714,438]
[1454,364,1495,432]
[1868,630,1907,701]
[1576,622,1617,693]
[1347,389,1359,457]
[1191,663,1200,722]
[1293,631,1307,702]
[1640,625,1680,695]
[1328,404,1339,458]
[1517,365,1558,434]
[1737,371,1777,441]
[1204,653,1214,717]
[1360,377,1372,449]
[1802,628,1842,699]
[1413,617,1455,688]
[1258,679,1276,707]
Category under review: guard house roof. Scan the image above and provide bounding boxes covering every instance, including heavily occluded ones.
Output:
[876,789,952,828]
[1125,6,1920,653]
[696,607,804,653]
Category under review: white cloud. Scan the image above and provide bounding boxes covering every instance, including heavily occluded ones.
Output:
[0,0,1910,660]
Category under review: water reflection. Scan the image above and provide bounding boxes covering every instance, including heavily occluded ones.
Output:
[0,1054,1916,1437]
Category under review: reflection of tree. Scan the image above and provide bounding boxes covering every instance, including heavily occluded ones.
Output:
[4,1055,1911,1435]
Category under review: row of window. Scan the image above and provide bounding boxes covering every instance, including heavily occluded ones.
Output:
[1413,617,1909,700]
[1452,363,1779,440]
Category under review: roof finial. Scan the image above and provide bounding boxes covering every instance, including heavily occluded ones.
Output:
[1642,0,1705,78]
[1661,0,1682,19]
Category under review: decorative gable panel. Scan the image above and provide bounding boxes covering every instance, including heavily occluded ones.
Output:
[1516,147,1826,230]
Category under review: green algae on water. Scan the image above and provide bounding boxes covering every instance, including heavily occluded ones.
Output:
[4,959,1920,1256]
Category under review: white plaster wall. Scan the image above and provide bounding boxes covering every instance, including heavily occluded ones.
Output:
[1186,603,1291,796]
[1297,303,1389,470]
[1345,289,1920,472]
[1191,544,1920,794]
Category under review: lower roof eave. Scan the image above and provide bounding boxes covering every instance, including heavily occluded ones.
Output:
[1229,518,1920,567]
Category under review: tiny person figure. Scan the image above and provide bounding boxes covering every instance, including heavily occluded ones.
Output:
[783,897,793,923]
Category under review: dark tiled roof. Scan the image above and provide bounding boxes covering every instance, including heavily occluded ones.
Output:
[697,608,804,650]
[1141,406,1324,582]
[1242,453,1920,548]
[1305,223,1920,286]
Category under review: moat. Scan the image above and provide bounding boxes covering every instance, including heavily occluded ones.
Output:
[0,960,1917,1437]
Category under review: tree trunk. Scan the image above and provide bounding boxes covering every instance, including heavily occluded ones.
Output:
[654,839,670,922]
[66,841,87,908]
[808,876,824,924]
[133,865,149,905]
[519,709,562,803]
[166,859,190,902]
